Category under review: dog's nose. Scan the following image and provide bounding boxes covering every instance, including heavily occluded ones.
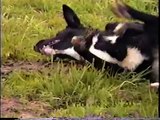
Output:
[34,45,39,52]
[34,40,45,52]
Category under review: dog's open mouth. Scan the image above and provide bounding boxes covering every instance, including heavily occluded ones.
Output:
[38,45,84,61]
[40,45,58,56]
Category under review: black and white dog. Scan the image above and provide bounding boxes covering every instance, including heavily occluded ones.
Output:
[33,4,144,65]
[33,4,129,72]
[71,2,158,87]
[34,4,93,62]
[34,3,158,88]
[112,0,159,87]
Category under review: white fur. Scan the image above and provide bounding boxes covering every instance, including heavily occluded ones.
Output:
[113,23,125,33]
[89,34,148,71]
[150,82,159,88]
[89,35,118,63]
[103,35,119,44]
[59,47,83,60]
[72,36,78,41]
[118,47,149,71]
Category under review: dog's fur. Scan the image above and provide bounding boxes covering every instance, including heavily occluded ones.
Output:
[72,21,148,72]
[112,0,159,86]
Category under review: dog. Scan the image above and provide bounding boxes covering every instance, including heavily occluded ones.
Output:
[33,4,142,73]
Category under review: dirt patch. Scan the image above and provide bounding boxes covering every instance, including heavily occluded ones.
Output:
[1,60,85,80]
[1,97,52,118]
[1,60,50,76]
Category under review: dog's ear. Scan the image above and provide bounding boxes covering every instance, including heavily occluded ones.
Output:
[111,0,131,19]
[62,4,82,28]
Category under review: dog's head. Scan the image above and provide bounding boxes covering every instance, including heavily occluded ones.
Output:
[34,4,93,61]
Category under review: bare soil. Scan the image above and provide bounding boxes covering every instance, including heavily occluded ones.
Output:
[1,60,85,80]
[1,97,53,118]
[1,60,51,78]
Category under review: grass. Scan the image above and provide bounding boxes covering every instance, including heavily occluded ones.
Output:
[2,62,158,117]
[2,0,159,118]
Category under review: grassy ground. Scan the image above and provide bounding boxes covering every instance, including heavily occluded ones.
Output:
[2,0,159,118]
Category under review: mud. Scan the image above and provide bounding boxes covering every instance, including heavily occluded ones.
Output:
[1,97,52,118]
[1,60,85,80]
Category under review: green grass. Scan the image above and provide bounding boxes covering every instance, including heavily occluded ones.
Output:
[2,0,159,118]
[2,62,158,117]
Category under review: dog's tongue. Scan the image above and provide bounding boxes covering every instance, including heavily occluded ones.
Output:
[42,46,56,56]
